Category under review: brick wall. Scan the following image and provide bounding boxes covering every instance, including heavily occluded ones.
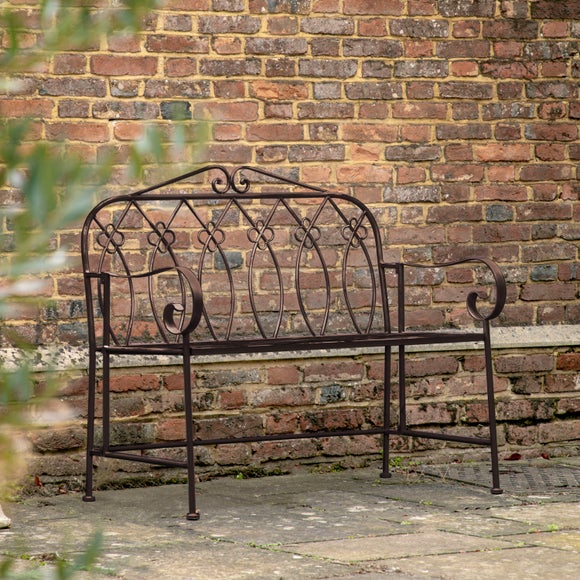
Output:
[1,0,578,343]
[1,0,579,489]
[24,338,579,493]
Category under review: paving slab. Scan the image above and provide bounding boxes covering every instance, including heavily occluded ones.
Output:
[369,546,580,580]
[282,531,516,561]
[508,530,580,551]
[487,502,580,530]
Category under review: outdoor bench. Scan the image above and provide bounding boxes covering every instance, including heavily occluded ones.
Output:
[81,165,507,520]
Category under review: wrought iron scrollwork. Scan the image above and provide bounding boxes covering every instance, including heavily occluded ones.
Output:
[147,221,176,254]
[248,219,275,251]
[197,221,226,252]
[210,166,251,194]
[163,267,204,337]
[342,217,368,248]
[97,224,125,254]
[294,218,321,250]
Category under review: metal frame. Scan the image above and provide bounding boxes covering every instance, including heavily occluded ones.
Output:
[81,165,507,520]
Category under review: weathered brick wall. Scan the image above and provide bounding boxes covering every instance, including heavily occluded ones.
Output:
[25,339,579,493]
[1,0,578,342]
[1,0,579,489]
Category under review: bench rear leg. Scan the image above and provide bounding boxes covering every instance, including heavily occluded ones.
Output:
[83,351,97,503]
[182,339,200,520]
[380,346,392,479]
[484,320,503,495]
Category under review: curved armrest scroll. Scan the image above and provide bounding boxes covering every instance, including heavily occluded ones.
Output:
[404,257,506,322]
[162,267,204,336]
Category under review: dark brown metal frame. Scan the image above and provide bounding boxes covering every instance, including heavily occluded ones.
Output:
[81,165,506,520]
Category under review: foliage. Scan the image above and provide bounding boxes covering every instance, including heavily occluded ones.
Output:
[0,0,205,509]
[0,531,103,579]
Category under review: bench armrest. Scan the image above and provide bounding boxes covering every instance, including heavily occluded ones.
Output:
[93,266,204,341]
[162,266,204,336]
[382,257,506,325]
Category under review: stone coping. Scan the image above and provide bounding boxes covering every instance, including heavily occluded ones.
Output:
[0,324,578,372]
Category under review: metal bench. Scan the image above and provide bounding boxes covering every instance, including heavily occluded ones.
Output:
[81,165,506,519]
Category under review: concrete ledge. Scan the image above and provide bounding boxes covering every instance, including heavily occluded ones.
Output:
[1,324,578,372]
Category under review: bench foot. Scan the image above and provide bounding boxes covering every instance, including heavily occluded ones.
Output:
[491,487,503,495]
[380,471,392,479]
[82,495,96,503]
[186,511,200,521]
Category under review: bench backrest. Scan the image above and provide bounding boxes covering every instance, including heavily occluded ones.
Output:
[81,166,391,348]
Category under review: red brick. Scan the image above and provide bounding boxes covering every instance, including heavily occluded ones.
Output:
[392,102,447,119]
[196,101,259,121]
[535,143,566,161]
[542,61,568,78]
[473,224,530,243]
[445,143,473,161]
[164,58,197,76]
[538,420,580,444]
[251,439,318,462]
[453,21,481,38]
[451,103,478,122]
[481,61,537,80]
[157,418,185,441]
[493,41,523,59]
[250,81,309,100]
[350,143,382,161]
[47,122,109,143]
[211,37,242,55]
[451,61,478,77]
[402,41,433,59]
[109,374,160,393]
[29,428,85,453]
[497,399,554,422]
[397,166,426,184]
[303,361,364,382]
[344,0,404,15]
[532,1,580,18]
[337,164,392,183]
[146,35,208,53]
[212,443,251,466]
[474,143,530,162]
[252,386,314,407]
[198,15,261,34]
[265,412,300,434]
[359,18,387,36]
[557,398,580,415]
[53,54,87,74]
[525,124,577,141]
[438,40,490,58]
[505,424,538,446]
[546,374,580,393]
[431,164,484,183]
[268,16,299,34]
[520,283,576,301]
[0,98,54,117]
[213,124,242,141]
[475,184,527,202]
[406,403,455,426]
[219,389,247,409]
[519,164,573,182]
[343,123,398,142]
[90,55,158,76]
[556,353,580,371]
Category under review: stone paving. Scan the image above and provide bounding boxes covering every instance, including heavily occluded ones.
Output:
[1,458,579,579]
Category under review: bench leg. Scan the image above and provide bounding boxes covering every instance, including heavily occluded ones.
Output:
[182,339,200,520]
[484,320,503,495]
[380,346,392,479]
[83,350,97,503]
